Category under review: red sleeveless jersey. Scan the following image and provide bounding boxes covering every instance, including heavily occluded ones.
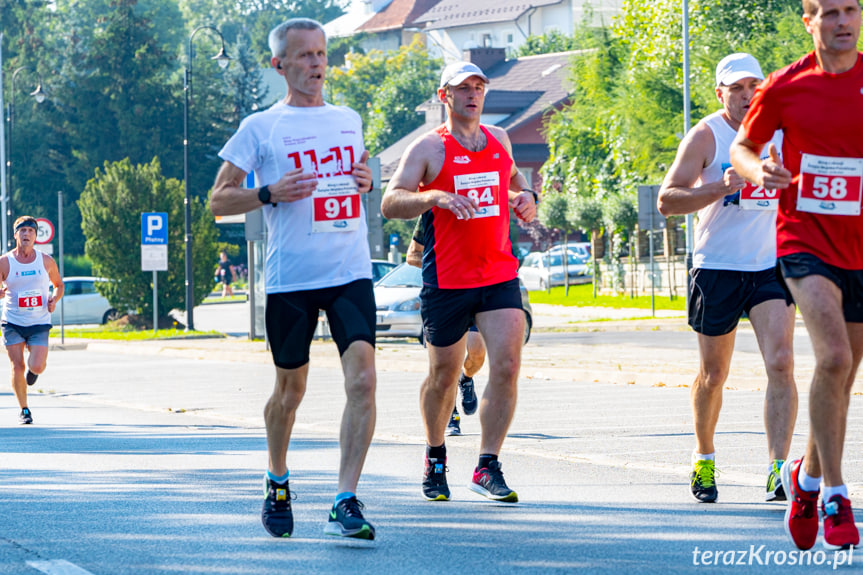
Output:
[417,125,518,288]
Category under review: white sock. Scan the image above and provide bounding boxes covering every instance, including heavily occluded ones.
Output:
[693,451,715,464]
[798,465,821,493]
[822,484,849,501]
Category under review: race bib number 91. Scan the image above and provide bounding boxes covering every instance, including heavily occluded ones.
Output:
[454,172,500,219]
[797,154,863,216]
[18,289,42,311]
[312,176,360,233]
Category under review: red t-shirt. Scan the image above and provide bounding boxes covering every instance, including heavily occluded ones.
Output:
[741,52,863,270]
[418,125,518,288]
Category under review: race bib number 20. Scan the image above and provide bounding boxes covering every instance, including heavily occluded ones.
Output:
[454,172,500,219]
[797,154,863,216]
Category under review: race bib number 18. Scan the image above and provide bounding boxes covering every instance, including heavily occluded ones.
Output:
[454,172,500,219]
[797,154,863,216]
[18,289,42,311]
[312,176,361,233]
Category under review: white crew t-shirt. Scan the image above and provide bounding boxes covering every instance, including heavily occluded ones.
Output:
[219,103,372,294]
[692,111,783,272]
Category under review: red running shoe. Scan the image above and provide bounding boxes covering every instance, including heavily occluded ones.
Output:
[780,459,819,550]
[822,495,859,550]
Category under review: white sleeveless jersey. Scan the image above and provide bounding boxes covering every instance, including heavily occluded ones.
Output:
[219,102,372,293]
[693,111,783,271]
[2,251,52,326]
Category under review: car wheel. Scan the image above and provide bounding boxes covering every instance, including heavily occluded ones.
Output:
[523,312,532,345]
[417,330,424,346]
[102,309,119,324]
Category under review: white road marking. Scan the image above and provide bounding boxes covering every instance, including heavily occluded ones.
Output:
[26,560,96,575]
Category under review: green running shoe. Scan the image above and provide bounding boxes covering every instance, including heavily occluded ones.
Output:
[690,459,718,503]
[766,459,786,502]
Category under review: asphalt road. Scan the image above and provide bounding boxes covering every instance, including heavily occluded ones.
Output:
[0,302,857,574]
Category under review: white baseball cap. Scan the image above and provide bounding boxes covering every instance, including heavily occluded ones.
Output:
[439,61,489,89]
[715,53,764,87]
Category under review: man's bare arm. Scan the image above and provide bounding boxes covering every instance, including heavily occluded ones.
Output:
[210,161,319,217]
[382,134,478,220]
[45,255,64,313]
[490,126,536,223]
[406,238,423,268]
[730,135,792,191]
[657,123,744,217]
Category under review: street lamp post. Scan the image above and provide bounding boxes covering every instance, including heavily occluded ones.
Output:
[183,26,229,331]
[6,66,45,248]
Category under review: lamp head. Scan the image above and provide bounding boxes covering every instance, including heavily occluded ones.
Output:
[31,84,46,104]
[213,47,231,69]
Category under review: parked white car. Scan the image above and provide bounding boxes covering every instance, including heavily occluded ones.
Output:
[518,250,591,291]
[51,277,118,325]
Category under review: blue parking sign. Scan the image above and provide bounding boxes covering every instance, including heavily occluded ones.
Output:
[141,213,168,245]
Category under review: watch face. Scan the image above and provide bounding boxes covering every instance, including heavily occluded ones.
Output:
[258,186,270,203]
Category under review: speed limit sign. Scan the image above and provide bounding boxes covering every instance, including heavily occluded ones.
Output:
[35,218,55,244]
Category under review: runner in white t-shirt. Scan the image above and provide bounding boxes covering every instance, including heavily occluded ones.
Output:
[657,53,797,505]
[211,18,376,541]
[0,216,64,425]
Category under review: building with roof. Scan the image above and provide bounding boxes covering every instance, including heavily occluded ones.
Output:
[377,47,579,190]
[412,0,620,62]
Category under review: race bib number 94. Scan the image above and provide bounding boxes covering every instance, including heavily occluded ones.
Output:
[312,176,360,233]
[454,172,500,219]
[18,289,42,311]
[797,154,863,216]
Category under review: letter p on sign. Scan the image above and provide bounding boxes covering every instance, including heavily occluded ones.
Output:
[141,212,168,245]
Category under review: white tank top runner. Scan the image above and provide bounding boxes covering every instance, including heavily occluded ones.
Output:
[692,111,783,272]
[2,251,52,326]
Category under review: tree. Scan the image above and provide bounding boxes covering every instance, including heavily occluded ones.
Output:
[78,158,218,323]
[568,194,604,297]
[327,39,441,155]
[537,192,576,293]
[512,30,583,57]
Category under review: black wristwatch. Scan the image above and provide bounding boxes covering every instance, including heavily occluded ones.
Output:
[522,189,539,204]
[258,185,275,206]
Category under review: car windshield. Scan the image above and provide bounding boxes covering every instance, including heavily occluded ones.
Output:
[376,264,423,288]
[545,253,584,266]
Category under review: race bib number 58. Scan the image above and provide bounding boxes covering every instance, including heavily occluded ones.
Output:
[454,172,500,219]
[797,154,863,216]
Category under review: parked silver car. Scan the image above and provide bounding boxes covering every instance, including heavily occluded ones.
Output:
[518,250,591,291]
[374,264,533,344]
[51,277,118,325]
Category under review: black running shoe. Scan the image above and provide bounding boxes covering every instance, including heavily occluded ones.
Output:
[446,409,461,436]
[422,456,450,501]
[25,371,38,386]
[261,477,294,537]
[18,408,33,425]
[323,497,375,540]
[470,460,518,502]
[459,375,477,415]
[690,459,718,503]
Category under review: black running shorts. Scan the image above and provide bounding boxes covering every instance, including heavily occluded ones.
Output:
[420,278,522,347]
[265,279,376,369]
[688,268,790,336]
[777,252,863,322]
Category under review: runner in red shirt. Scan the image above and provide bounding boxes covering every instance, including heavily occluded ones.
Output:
[382,61,537,504]
[730,0,863,552]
